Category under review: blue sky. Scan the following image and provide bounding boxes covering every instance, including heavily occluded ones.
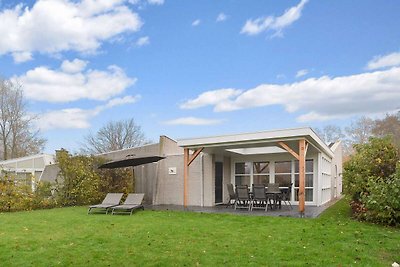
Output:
[1,0,400,153]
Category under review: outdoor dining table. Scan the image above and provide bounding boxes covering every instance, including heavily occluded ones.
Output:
[266,190,282,210]
[248,188,284,210]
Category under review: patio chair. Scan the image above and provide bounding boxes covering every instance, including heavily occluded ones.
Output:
[88,193,124,214]
[111,193,145,215]
[251,184,269,211]
[226,183,236,208]
[234,185,252,211]
[280,183,293,209]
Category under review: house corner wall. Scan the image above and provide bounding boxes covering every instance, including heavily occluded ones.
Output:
[331,141,343,198]
[201,153,214,207]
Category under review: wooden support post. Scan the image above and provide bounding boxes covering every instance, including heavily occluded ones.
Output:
[299,139,306,217]
[183,148,189,207]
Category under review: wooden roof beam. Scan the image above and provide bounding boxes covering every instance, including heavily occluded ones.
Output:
[278,141,299,160]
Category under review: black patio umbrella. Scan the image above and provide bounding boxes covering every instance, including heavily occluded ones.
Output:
[98,156,165,169]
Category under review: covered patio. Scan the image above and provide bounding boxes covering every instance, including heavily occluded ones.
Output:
[177,127,342,216]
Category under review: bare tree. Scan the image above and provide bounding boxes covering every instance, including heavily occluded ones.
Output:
[82,118,149,154]
[345,116,374,145]
[372,111,400,150]
[0,78,46,160]
[315,125,345,145]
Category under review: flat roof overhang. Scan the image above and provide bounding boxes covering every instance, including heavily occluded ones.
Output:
[177,127,334,158]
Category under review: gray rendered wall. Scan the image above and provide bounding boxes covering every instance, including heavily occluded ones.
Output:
[134,163,157,204]
[152,152,215,207]
[331,141,343,198]
[201,153,214,207]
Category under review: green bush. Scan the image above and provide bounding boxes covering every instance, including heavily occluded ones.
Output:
[55,150,134,206]
[344,137,398,200]
[0,174,31,212]
[0,174,56,212]
[56,151,103,206]
[31,181,57,210]
[343,136,400,226]
[360,170,400,226]
[0,151,134,212]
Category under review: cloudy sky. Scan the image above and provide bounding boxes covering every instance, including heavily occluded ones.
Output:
[1,0,400,153]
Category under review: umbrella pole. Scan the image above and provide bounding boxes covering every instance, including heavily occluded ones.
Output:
[132,167,135,192]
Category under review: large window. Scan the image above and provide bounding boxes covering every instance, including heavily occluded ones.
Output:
[275,161,291,187]
[253,162,269,185]
[294,160,314,201]
[235,162,251,186]
[234,162,270,186]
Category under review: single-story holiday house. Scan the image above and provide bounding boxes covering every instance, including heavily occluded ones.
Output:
[99,127,343,213]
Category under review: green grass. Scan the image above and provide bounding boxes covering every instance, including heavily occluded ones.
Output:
[0,199,399,266]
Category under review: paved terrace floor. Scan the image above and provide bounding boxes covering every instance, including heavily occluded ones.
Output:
[146,197,341,218]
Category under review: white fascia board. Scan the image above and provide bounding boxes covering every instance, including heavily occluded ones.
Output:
[177,127,334,158]
[0,153,55,165]
[0,167,45,172]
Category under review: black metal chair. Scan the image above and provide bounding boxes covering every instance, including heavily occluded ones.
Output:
[226,183,236,208]
[251,184,269,211]
[235,185,252,211]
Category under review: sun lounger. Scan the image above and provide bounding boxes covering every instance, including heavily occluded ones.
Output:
[87,193,124,214]
[111,193,145,215]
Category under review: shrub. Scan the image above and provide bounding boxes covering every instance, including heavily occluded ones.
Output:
[0,174,32,212]
[56,150,103,206]
[343,136,400,226]
[31,181,57,210]
[344,137,398,201]
[360,170,400,226]
[0,150,134,212]
[55,150,134,206]
[0,174,57,212]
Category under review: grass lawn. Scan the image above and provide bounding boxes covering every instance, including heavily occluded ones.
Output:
[0,199,399,266]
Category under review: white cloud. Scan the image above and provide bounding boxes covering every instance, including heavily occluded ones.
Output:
[61,59,88,73]
[181,67,400,122]
[39,95,140,130]
[295,69,309,78]
[241,0,308,36]
[0,0,142,59]
[192,19,201,26]
[136,36,150,46]
[103,95,141,108]
[180,88,242,109]
[147,0,164,5]
[366,52,400,70]
[15,60,135,102]
[216,13,227,22]
[12,51,33,63]
[164,117,223,126]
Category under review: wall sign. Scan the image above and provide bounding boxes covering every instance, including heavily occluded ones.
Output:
[168,167,177,175]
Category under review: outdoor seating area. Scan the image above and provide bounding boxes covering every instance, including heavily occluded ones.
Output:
[88,193,145,215]
[232,183,293,212]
